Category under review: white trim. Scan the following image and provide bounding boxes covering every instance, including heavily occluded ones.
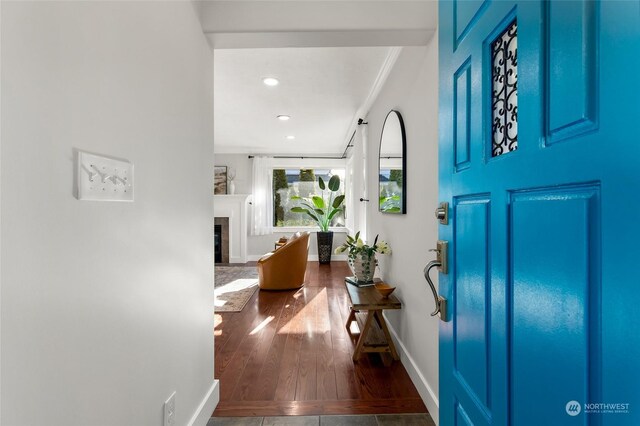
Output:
[0,0,3,417]
[383,313,439,425]
[207,30,433,50]
[246,254,348,262]
[274,226,348,234]
[341,46,403,155]
[359,124,368,242]
[213,194,251,199]
[214,194,250,263]
[362,47,403,118]
[186,380,219,426]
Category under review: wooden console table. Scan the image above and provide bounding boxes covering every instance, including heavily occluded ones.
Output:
[344,279,401,366]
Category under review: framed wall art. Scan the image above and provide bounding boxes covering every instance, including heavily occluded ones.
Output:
[214,166,228,194]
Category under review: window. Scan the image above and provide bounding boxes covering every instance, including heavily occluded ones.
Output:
[491,19,518,157]
[273,168,346,227]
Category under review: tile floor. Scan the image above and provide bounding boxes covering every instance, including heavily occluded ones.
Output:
[207,414,435,426]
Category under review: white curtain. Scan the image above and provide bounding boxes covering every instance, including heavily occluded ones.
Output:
[359,124,368,241]
[251,156,274,236]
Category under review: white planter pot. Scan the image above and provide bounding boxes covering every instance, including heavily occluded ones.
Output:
[348,254,376,283]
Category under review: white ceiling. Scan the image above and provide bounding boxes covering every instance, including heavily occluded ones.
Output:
[213,46,394,155]
[206,0,438,156]
[198,1,438,48]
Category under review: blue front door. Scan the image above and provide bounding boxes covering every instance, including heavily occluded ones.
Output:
[438,1,640,425]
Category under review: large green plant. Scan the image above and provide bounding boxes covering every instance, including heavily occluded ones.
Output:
[290,175,345,232]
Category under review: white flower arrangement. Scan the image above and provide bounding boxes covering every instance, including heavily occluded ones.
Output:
[334,232,392,258]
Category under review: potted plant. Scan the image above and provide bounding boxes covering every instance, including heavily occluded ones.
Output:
[290,175,345,264]
[334,232,392,282]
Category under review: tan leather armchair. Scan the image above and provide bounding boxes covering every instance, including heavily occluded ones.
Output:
[257,232,310,290]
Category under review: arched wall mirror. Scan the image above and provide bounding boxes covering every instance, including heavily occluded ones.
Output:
[378,110,407,214]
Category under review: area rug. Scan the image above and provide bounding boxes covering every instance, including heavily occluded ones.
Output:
[214,266,259,312]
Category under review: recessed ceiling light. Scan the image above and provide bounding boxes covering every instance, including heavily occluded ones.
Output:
[277,115,291,121]
[263,77,279,86]
[286,135,296,140]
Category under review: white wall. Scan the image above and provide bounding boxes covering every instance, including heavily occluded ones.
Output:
[214,153,253,195]
[214,153,348,259]
[1,2,216,425]
[365,41,440,422]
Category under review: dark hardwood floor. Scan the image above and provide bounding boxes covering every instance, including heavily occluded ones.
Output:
[213,261,428,417]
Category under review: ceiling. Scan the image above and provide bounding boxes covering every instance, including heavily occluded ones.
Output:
[206,0,438,156]
[198,1,437,48]
[213,46,394,156]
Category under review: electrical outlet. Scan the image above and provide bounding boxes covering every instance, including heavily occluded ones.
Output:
[164,392,176,426]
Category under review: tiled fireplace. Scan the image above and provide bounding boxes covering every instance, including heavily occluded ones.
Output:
[214,217,229,264]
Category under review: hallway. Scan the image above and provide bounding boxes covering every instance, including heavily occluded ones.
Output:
[213,262,429,418]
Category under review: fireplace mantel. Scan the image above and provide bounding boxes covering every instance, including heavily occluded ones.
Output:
[214,194,251,263]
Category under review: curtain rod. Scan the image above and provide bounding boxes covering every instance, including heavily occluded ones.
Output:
[340,129,356,159]
[247,119,365,160]
[247,155,345,160]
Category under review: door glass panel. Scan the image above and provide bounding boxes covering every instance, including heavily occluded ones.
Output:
[491,20,518,157]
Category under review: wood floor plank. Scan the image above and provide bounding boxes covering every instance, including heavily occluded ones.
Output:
[215,295,257,346]
[218,291,286,401]
[213,261,429,417]
[315,288,338,400]
[273,288,308,401]
[331,337,362,400]
[215,291,262,377]
[213,398,427,417]
[245,289,301,401]
[230,291,288,401]
[294,287,321,400]
[326,287,361,400]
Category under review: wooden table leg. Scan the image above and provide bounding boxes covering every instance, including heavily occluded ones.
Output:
[375,310,400,361]
[352,310,375,362]
[345,307,356,332]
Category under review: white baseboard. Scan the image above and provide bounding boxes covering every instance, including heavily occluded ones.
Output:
[383,314,440,425]
[187,380,219,426]
[245,254,348,262]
